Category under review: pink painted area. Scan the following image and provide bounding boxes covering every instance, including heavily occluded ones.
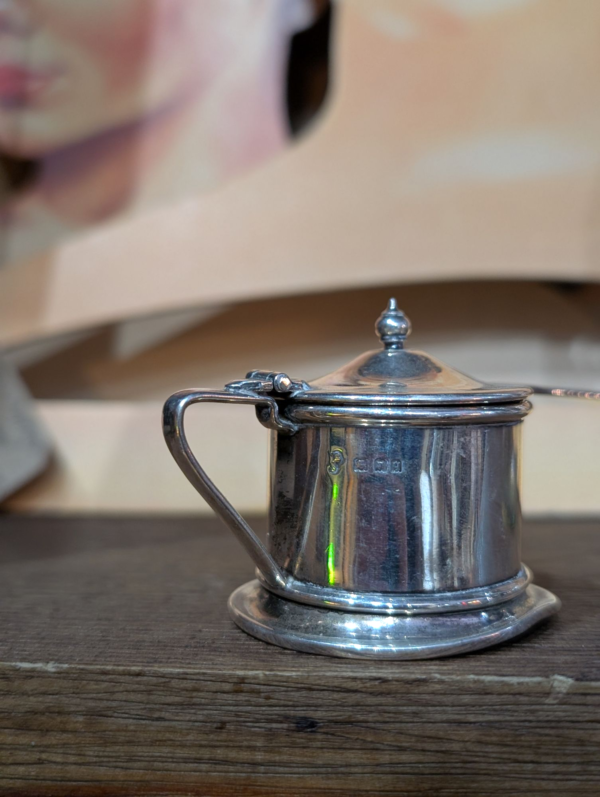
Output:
[0,0,307,264]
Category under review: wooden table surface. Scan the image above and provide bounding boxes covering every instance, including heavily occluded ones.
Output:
[0,515,599,796]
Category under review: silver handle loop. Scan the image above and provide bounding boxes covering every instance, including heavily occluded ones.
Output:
[162,388,290,590]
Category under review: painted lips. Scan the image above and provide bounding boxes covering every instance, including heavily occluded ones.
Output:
[0,63,58,103]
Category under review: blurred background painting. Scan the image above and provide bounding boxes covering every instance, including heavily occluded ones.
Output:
[0,0,599,514]
[0,0,325,264]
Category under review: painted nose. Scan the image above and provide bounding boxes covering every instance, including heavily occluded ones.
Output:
[0,0,35,37]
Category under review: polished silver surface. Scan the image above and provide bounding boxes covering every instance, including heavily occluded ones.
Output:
[257,565,532,615]
[293,298,532,406]
[162,298,563,659]
[163,388,291,590]
[268,422,524,593]
[229,580,560,660]
[287,401,531,426]
[375,296,412,347]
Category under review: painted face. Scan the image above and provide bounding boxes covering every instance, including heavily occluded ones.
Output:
[0,0,260,156]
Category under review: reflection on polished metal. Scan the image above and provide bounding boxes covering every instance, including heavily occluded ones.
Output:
[268,422,523,593]
[163,298,568,659]
[286,401,531,425]
[296,299,533,406]
[256,565,533,615]
[229,581,560,660]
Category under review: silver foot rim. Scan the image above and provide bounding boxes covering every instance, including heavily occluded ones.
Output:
[228,580,560,660]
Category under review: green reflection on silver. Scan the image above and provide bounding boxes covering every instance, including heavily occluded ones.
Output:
[326,542,335,586]
[327,444,346,587]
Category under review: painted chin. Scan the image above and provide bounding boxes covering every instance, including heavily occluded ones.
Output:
[0,65,84,156]
[0,95,142,158]
[0,104,78,158]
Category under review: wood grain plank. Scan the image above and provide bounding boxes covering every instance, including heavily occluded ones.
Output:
[0,515,598,795]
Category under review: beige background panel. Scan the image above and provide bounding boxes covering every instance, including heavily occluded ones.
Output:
[2,1,600,346]
[7,401,268,514]
[6,395,600,516]
[8,283,598,515]
[16,282,600,402]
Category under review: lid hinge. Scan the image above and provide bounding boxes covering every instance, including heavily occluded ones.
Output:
[225,370,309,397]
[223,371,308,435]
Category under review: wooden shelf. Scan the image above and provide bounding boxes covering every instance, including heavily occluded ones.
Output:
[1,515,599,796]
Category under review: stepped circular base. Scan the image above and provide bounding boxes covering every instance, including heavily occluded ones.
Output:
[228,580,560,660]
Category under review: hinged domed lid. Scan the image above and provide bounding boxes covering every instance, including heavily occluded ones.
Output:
[291,299,531,406]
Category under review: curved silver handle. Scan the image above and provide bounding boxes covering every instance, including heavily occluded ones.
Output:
[162,388,289,590]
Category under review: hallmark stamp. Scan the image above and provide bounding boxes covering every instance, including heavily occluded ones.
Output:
[327,447,346,475]
[352,456,403,475]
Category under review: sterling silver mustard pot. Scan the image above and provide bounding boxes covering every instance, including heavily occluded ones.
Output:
[162,299,591,659]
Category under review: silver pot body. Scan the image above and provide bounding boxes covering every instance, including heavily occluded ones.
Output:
[162,298,566,657]
[163,382,560,658]
[267,420,522,595]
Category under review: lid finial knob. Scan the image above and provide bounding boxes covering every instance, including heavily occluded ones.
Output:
[376,298,412,349]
